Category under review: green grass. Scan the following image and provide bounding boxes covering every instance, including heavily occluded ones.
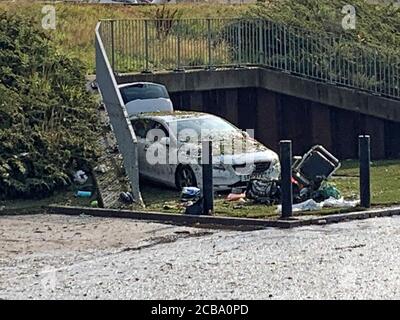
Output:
[331,159,400,205]
[3,0,400,73]
[139,159,400,219]
[0,1,250,73]
[140,183,278,219]
[4,159,399,219]
[0,190,97,215]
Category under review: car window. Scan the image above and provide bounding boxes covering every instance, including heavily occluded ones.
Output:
[146,120,169,142]
[132,119,169,141]
[171,115,238,137]
[131,119,147,139]
[120,84,169,104]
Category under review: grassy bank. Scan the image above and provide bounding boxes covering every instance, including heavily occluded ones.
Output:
[3,1,399,73]
[1,1,250,72]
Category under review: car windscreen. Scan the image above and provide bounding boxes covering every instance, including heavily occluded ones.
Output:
[120,84,169,104]
[169,116,239,139]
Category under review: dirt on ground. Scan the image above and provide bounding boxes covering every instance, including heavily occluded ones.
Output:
[0,214,211,260]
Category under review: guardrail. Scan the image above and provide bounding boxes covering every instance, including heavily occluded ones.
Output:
[98,18,400,100]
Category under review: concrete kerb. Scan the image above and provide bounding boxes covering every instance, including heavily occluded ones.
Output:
[45,205,400,230]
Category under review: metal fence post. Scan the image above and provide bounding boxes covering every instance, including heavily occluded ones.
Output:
[283,25,288,71]
[359,135,371,208]
[374,51,378,93]
[176,20,182,71]
[202,140,214,215]
[111,20,115,72]
[238,20,242,67]
[258,19,264,65]
[144,20,149,73]
[207,19,212,69]
[280,140,293,219]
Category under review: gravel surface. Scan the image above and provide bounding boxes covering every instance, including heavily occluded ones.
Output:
[1,213,400,299]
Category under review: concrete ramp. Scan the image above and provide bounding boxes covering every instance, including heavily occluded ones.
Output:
[93,107,133,209]
[95,22,143,206]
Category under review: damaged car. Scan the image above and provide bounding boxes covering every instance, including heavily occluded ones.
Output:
[119,82,280,191]
[130,111,280,191]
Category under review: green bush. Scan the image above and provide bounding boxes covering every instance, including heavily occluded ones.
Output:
[0,12,99,200]
[247,0,400,49]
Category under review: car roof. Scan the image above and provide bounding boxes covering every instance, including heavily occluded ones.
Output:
[130,111,212,122]
[118,82,166,89]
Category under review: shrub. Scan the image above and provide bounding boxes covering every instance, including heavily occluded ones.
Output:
[0,12,99,200]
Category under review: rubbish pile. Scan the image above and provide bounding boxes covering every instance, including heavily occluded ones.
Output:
[227,145,359,213]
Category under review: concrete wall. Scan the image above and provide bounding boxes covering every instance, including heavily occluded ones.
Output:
[172,87,400,159]
[119,67,400,122]
[118,68,400,160]
[178,88,388,158]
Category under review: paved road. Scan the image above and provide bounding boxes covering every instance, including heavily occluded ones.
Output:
[1,214,400,299]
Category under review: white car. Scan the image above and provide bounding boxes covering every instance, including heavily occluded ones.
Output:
[118,82,174,117]
[129,111,281,191]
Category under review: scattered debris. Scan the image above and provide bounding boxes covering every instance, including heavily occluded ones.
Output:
[245,179,281,205]
[276,197,359,213]
[277,199,323,213]
[73,170,88,185]
[119,192,135,204]
[243,145,357,213]
[181,187,201,202]
[181,187,203,215]
[90,200,99,208]
[94,164,109,174]
[322,197,359,208]
[75,191,92,198]
[226,193,246,202]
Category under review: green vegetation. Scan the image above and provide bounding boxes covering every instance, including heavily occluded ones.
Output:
[1,1,399,213]
[332,160,400,205]
[0,1,247,73]
[247,0,400,50]
[0,12,99,200]
[2,0,399,74]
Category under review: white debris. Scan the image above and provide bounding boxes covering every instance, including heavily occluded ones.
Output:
[94,164,109,174]
[322,197,360,208]
[73,170,88,185]
[276,197,359,213]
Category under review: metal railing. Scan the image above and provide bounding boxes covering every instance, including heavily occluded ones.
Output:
[98,18,400,99]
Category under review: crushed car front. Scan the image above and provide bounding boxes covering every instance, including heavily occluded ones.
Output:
[166,113,281,191]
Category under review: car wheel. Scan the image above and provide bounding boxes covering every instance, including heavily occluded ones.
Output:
[175,165,197,190]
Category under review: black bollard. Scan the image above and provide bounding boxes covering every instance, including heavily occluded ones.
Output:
[202,140,214,215]
[280,140,293,219]
[359,135,371,208]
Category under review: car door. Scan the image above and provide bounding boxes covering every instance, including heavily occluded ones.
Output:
[131,119,151,179]
[141,120,174,185]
